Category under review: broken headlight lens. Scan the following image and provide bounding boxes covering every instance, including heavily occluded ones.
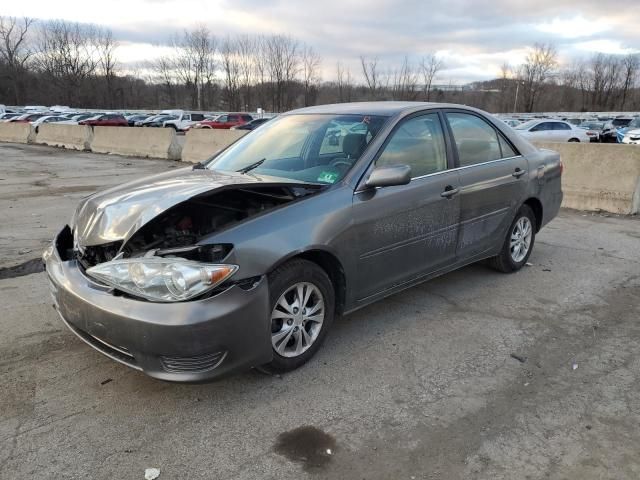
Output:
[86,258,238,302]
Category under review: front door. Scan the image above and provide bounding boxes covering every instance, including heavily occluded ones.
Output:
[352,112,461,302]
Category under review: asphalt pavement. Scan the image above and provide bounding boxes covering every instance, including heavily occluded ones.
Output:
[1,143,639,479]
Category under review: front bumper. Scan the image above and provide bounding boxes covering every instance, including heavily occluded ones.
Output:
[43,228,272,382]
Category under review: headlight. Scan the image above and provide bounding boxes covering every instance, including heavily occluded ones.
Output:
[86,258,238,302]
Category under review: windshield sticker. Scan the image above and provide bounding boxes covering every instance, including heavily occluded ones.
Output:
[317,171,338,184]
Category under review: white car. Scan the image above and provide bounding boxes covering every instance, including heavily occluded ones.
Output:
[620,118,640,145]
[31,115,67,132]
[514,119,590,143]
[163,112,207,131]
[56,113,97,125]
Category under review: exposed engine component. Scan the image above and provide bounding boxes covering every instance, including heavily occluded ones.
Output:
[122,185,319,260]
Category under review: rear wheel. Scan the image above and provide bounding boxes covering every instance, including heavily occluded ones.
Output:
[487,205,536,273]
[261,259,335,373]
[568,138,580,142]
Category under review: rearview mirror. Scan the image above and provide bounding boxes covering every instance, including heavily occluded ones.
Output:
[365,165,411,188]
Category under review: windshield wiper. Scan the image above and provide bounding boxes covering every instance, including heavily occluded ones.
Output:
[237,158,266,174]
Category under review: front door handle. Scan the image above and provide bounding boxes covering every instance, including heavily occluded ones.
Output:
[512,168,527,178]
[440,186,460,198]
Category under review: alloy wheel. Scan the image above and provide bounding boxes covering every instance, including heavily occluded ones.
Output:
[510,217,533,263]
[270,282,325,358]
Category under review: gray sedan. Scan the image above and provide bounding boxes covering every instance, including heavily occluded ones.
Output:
[43,102,563,382]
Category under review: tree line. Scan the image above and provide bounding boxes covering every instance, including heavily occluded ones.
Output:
[1,17,639,113]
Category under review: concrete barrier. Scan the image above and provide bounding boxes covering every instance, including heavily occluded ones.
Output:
[534,142,640,214]
[0,123,35,144]
[36,124,93,150]
[91,126,182,160]
[181,129,247,163]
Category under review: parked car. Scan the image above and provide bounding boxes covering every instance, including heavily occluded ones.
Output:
[0,113,21,121]
[620,117,640,145]
[125,114,151,127]
[135,115,161,127]
[578,121,606,142]
[163,112,206,131]
[194,113,254,129]
[499,118,522,128]
[8,113,47,123]
[43,102,563,382]
[57,113,97,125]
[31,115,67,133]
[79,114,128,127]
[514,119,590,142]
[601,117,633,143]
[142,115,177,127]
[230,117,272,131]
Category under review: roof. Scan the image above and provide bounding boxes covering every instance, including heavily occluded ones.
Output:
[286,101,453,117]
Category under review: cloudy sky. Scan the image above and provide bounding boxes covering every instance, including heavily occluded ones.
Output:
[3,0,639,83]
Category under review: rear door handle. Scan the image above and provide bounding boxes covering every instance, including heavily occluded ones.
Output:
[440,186,459,198]
[512,168,527,178]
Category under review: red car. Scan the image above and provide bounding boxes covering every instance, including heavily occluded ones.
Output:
[194,113,253,129]
[9,113,46,123]
[79,114,128,127]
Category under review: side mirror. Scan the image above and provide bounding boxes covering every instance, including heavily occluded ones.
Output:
[366,165,412,188]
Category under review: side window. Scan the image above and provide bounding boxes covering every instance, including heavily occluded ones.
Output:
[554,122,571,130]
[192,114,204,121]
[499,136,517,158]
[217,115,228,122]
[446,112,501,167]
[531,122,550,132]
[376,113,447,178]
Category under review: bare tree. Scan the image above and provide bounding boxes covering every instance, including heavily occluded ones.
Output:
[390,56,419,100]
[336,61,353,102]
[519,43,557,112]
[36,20,100,105]
[420,52,443,101]
[620,54,638,110]
[360,55,380,99]
[265,35,299,111]
[220,36,241,110]
[97,28,118,108]
[236,34,257,110]
[301,44,321,106]
[0,16,35,104]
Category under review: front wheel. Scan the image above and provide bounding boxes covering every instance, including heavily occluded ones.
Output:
[261,259,335,373]
[487,205,536,273]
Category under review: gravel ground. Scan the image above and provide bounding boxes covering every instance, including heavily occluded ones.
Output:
[1,143,639,480]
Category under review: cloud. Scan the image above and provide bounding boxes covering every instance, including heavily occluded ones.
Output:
[2,0,638,82]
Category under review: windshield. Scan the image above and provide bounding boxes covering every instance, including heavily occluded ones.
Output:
[627,118,640,129]
[581,122,604,129]
[514,120,538,130]
[612,118,631,127]
[206,114,387,184]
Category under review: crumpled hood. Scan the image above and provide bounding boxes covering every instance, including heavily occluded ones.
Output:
[72,167,306,248]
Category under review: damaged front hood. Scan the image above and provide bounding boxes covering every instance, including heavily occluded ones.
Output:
[72,167,312,248]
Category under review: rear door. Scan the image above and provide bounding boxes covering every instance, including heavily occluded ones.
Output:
[529,121,554,142]
[552,121,571,142]
[444,110,528,260]
[352,112,461,301]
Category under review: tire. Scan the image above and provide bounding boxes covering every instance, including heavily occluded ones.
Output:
[568,138,580,142]
[487,205,536,273]
[261,259,335,373]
